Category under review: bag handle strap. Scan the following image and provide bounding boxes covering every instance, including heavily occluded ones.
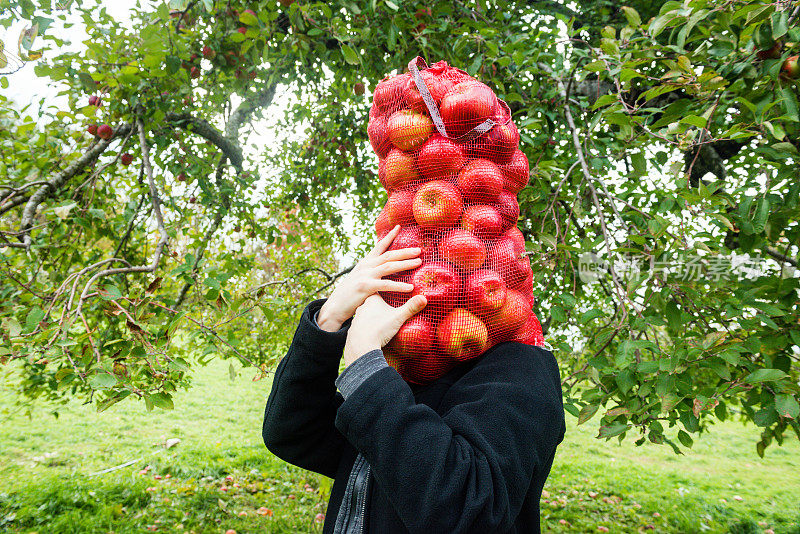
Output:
[407,56,510,144]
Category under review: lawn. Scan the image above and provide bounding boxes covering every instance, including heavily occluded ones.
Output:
[1,355,798,533]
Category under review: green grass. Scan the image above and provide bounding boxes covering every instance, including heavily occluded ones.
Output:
[1,357,798,534]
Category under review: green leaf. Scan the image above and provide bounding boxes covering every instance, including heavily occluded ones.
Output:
[149,392,174,410]
[98,285,122,301]
[579,309,605,324]
[598,421,630,439]
[88,372,117,389]
[621,6,641,26]
[780,87,799,122]
[25,306,45,332]
[340,43,359,65]
[677,429,694,448]
[775,394,799,419]
[577,403,600,425]
[744,369,787,384]
[239,10,259,26]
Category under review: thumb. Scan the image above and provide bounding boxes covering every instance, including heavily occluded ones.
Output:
[398,294,427,322]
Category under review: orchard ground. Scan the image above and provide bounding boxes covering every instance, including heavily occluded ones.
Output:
[1,356,798,534]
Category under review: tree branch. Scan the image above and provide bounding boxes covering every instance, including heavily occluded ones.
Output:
[74,117,168,316]
[165,112,243,170]
[15,125,134,247]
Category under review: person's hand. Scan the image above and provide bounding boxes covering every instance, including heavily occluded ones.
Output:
[317,225,422,332]
[343,293,427,367]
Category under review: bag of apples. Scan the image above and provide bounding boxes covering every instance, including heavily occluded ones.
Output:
[369,57,544,385]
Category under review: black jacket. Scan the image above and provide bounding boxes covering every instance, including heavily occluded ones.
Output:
[262,299,566,533]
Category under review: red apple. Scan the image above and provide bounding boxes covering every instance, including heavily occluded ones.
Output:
[368,115,391,159]
[386,189,416,226]
[439,228,486,272]
[189,66,201,79]
[383,148,419,190]
[412,181,463,229]
[87,95,99,106]
[416,135,464,181]
[177,172,186,182]
[373,73,409,113]
[237,27,247,34]
[466,122,519,164]
[440,81,498,137]
[120,153,133,166]
[403,71,452,111]
[389,225,423,251]
[97,124,113,140]
[781,55,800,79]
[757,40,783,60]
[375,206,393,239]
[437,308,489,361]
[87,124,98,137]
[496,191,520,230]
[510,268,533,292]
[465,269,507,317]
[486,237,530,286]
[513,312,544,346]
[461,205,503,239]
[202,45,216,59]
[381,270,413,307]
[504,227,526,252]
[457,159,504,202]
[411,261,461,312]
[354,82,365,95]
[387,110,434,151]
[485,289,530,338]
[387,314,435,356]
[499,150,530,193]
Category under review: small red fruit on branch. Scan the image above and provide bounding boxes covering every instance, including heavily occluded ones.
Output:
[202,45,216,59]
[97,124,113,140]
[120,153,134,166]
[756,40,783,60]
[781,56,800,79]
[87,124,98,137]
[354,82,365,95]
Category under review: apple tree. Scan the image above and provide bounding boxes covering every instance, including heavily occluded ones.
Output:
[0,0,798,455]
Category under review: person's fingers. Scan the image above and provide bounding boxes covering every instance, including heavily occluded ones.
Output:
[367,225,401,258]
[376,258,423,277]
[378,246,422,263]
[396,294,427,321]
[374,279,415,293]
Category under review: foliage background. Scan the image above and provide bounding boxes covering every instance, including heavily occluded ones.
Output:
[0,0,798,456]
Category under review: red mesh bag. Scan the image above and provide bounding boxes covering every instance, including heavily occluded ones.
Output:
[369,57,545,385]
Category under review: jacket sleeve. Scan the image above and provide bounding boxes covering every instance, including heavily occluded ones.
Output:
[262,298,349,479]
[334,343,565,534]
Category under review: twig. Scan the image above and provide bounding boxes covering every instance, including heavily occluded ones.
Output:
[17,125,133,247]
[74,117,168,317]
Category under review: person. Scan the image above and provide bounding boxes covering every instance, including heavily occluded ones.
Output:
[262,225,566,534]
